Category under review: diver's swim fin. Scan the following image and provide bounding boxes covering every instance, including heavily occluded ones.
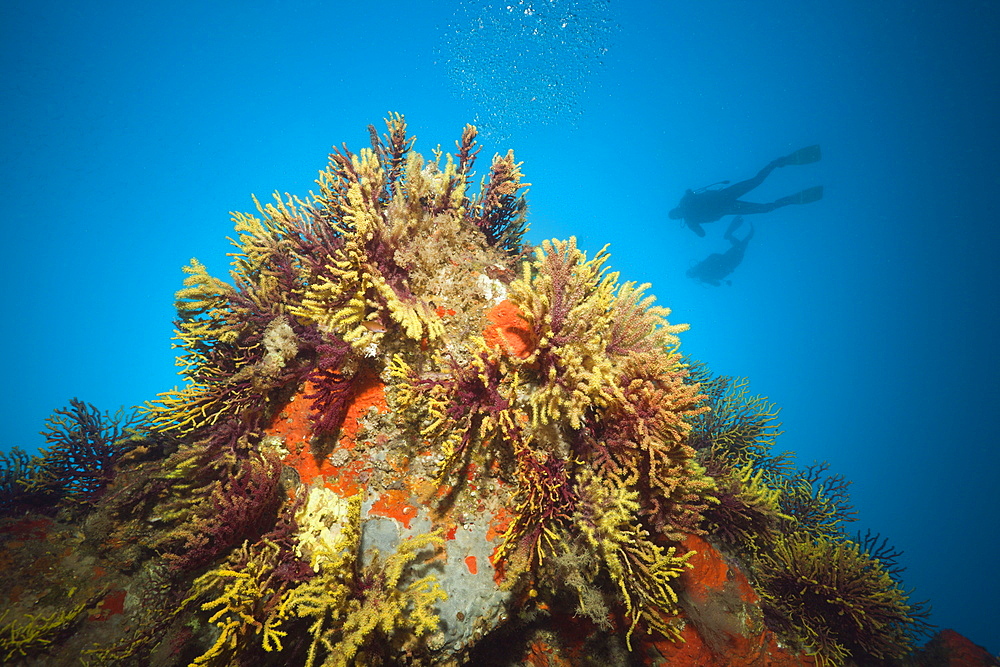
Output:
[790,185,824,205]
[783,144,822,165]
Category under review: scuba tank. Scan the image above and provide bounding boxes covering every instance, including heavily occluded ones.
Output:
[693,180,730,193]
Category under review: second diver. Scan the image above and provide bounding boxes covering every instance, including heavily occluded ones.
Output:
[669,145,824,237]
[687,216,754,287]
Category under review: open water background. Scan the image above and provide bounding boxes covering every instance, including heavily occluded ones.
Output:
[3,0,998,655]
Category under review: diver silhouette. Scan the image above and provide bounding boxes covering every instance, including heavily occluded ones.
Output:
[669,145,824,237]
[687,216,754,286]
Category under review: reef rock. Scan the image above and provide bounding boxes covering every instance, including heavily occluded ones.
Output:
[0,116,969,666]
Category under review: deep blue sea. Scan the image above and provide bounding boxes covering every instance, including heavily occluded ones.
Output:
[3,0,997,655]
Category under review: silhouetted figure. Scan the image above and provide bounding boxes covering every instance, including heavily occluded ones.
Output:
[670,145,824,237]
[687,216,754,286]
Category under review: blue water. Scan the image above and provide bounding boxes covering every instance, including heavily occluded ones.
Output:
[3,0,997,655]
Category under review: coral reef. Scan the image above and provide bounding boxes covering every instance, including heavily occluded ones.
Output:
[756,533,924,666]
[0,447,42,511]
[24,399,139,509]
[688,365,933,666]
[0,116,964,666]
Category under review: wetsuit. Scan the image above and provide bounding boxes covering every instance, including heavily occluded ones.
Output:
[671,158,795,236]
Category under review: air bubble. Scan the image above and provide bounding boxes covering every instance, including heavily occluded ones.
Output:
[439,0,616,141]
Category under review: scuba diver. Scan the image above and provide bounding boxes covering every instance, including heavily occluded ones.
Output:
[687,216,754,287]
[669,145,824,237]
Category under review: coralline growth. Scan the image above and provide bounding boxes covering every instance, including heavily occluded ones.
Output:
[0,115,960,667]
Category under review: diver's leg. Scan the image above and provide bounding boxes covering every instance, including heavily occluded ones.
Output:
[721,161,782,200]
[734,187,822,215]
[723,216,744,244]
[733,223,755,253]
[730,200,781,215]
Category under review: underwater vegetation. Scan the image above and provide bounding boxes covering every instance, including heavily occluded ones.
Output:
[0,115,960,666]
[1,399,139,512]
[686,368,933,666]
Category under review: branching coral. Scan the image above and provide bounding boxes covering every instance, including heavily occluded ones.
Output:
[757,532,929,667]
[0,447,45,512]
[305,363,366,439]
[507,238,622,429]
[146,112,527,454]
[497,238,711,545]
[855,529,908,581]
[468,149,530,254]
[0,602,89,663]
[122,121,535,667]
[389,349,521,480]
[188,552,290,665]
[777,462,857,539]
[291,116,468,354]
[185,488,356,666]
[508,241,711,544]
[269,114,526,367]
[496,442,578,570]
[701,462,790,550]
[392,234,713,646]
[295,533,447,667]
[570,467,693,648]
[504,237,702,442]
[186,533,309,665]
[685,367,855,544]
[144,169,355,441]
[579,360,712,539]
[686,369,784,466]
[185,484,447,667]
[146,262,251,436]
[283,490,447,667]
[23,398,141,507]
[155,448,282,571]
[680,365,930,666]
